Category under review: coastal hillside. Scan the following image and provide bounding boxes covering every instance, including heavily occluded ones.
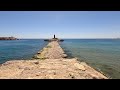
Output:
[0,37,18,40]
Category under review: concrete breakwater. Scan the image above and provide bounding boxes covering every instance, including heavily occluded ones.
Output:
[0,40,108,79]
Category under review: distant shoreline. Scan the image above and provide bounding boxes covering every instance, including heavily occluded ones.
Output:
[0,38,119,41]
[0,37,18,40]
[17,38,120,40]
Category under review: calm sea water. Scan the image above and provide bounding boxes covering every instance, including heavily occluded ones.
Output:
[60,39,120,79]
[0,39,120,78]
[0,39,48,64]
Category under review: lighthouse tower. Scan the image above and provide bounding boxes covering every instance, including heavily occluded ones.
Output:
[54,34,55,38]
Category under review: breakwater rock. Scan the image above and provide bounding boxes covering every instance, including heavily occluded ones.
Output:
[0,59,107,79]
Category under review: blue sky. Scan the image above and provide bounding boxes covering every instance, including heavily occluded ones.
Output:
[0,11,120,39]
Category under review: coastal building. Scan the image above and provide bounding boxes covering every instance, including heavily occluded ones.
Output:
[44,34,64,41]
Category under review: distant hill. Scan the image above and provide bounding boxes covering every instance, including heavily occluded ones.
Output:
[0,37,18,40]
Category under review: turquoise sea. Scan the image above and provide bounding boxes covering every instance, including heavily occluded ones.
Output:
[0,39,48,64]
[0,39,120,79]
[60,39,120,79]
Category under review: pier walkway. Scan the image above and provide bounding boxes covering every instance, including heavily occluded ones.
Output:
[0,40,108,79]
[34,41,67,59]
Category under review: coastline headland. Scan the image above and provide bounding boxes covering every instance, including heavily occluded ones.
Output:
[0,35,108,79]
[0,36,18,40]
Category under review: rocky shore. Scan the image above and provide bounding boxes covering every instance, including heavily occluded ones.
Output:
[0,37,18,40]
[0,40,108,79]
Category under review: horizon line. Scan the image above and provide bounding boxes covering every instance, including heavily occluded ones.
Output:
[18,37,120,39]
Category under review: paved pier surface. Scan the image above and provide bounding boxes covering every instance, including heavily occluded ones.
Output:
[34,41,67,59]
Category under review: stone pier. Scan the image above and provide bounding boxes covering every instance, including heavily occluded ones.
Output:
[33,41,67,59]
[0,40,108,79]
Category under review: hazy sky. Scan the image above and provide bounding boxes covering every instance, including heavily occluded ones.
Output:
[0,11,120,39]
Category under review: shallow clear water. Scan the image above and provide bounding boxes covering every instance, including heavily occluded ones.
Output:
[60,39,120,79]
[0,39,48,64]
